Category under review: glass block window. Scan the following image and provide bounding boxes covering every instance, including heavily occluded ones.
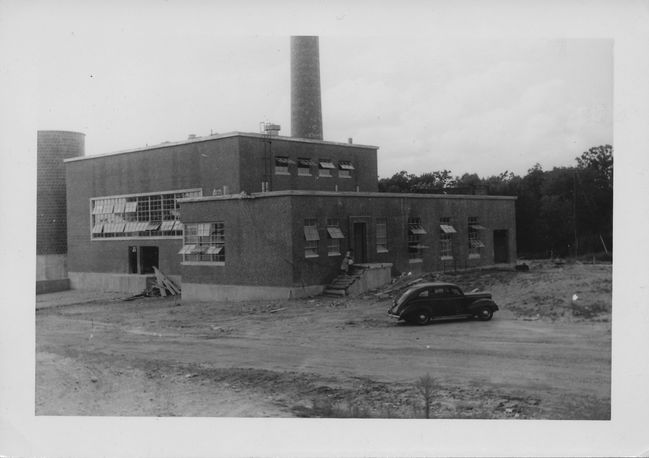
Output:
[326,218,344,256]
[304,218,320,257]
[439,217,456,260]
[180,222,225,263]
[407,217,427,259]
[468,216,486,258]
[91,189,201,239]
[376,218,388,253]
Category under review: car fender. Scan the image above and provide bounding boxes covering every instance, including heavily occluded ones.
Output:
[468,299,498,312]
[399,303,429,319]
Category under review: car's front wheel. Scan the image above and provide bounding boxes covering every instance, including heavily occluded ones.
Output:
[476,306,493,321]
[413,309,430,325]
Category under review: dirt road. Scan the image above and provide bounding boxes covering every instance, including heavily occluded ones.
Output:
[36,262,611,419]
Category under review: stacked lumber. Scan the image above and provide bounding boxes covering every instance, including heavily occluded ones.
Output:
[152,266,182,296]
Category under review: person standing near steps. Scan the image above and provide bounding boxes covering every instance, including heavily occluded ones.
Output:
[340,249,354,276]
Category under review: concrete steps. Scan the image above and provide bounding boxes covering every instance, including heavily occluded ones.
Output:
[322,266,366,297]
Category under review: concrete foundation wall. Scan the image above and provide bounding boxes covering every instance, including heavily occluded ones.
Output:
[36,279,70,295]
[69,272,182,294]
[182,282,324,302]
[346,263,392,296]
[36,254,68,281]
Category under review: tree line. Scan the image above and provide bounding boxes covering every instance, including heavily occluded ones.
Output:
[378,145,613,258]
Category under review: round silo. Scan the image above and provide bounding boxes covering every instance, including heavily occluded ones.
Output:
[36,130,85,292]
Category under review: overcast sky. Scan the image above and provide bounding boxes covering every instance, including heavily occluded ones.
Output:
[29,6,613,179]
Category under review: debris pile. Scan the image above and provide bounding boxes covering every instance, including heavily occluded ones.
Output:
[122,267,181,301]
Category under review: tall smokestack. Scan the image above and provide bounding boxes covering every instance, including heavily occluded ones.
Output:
[290,36,323,140]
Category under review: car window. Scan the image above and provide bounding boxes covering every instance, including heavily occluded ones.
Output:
[417,289,429,297]
[432,287,445,296]
[447,287,463,296]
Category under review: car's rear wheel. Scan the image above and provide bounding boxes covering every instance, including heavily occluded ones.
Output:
[413,309,430,325]
[476,306,493,321]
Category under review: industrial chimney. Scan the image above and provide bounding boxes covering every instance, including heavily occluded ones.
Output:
[290,36,323,140]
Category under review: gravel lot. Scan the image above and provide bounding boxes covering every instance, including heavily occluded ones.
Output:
[36,261,611,419]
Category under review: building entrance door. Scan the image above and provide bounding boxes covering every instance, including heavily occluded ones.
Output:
[493,230,509,263]
[139,246,159,274]
[353,222,367,263]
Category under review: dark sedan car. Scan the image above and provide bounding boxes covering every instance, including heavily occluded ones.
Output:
[388,282,499,325]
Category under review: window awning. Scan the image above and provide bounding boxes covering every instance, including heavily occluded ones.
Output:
[304,226,320,241]
[326,227,345,239]
[91,223,104,234]
[146,221,161,231]
[440,224,457,234]
[102,202,115,214]
[172,221,184,231]
[136,222,149,231]
[92,203,104,215]
[124,201,138,213]
[409,224,427,235]
[205,246,223,255]
[470,224,487,230]
[318,160,336,169]
[275,157,290,165]
[160,220,175,231]
[470,239,486,248]
[178,244,195,255]
[338,161,355,170]
[114,222,126,233]
[124,222,138,232]
[298,158,317,167]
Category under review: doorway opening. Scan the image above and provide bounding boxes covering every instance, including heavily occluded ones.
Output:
[493,230,509,263]
[352,222,368,263]
[139,246,159,274]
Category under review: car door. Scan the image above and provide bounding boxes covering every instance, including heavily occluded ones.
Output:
[443,286,466,316]
[429,286,455,317]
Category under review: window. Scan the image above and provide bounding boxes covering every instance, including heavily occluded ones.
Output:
[275,156,290,175]
[407,217,427,260]
[304,218,320,257]
[376,218,388,253]
[318,159,335,177]
[468,216,486,258]
[179,222,225,263]
[91,189,201,239]
[439,217,456,260]
[326,218,344,256]
[297,158,314,176]
[338,160,354,178]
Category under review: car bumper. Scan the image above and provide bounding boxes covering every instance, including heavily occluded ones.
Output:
[387,310,401,319]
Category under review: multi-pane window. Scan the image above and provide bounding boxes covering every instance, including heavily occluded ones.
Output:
[326,218,345,256]
[439,217,457,260]
[468,216,486,258]
[407,217,427,260]
[304,218,320,257]
[275,156,290,174]
[318,159,335,177]
[297,158,313,176]
[91,189,201,239]
[179,222,225,263]
[338,160,354,178]
[376,218,388,253]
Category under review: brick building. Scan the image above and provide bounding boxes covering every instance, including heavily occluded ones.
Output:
[64,130,516,300]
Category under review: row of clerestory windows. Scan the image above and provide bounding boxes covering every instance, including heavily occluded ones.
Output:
[275,156,355,178]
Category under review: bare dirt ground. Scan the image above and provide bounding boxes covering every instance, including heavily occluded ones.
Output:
[36,261,611,419]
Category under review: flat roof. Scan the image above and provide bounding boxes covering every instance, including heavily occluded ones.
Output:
[180,190,517,203]
[64,131,378,163]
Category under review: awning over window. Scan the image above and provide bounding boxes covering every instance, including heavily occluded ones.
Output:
[298,158,317,167]
[440,224,457,234]
[205,246,223,255]
[470,224,487,230]
[409,224,427,235]
[304,226,320,241]
[160,220,175,231]
[326,227,345,239]
[124,222,138,232]
[146,221,161,231]
[114,222,126,233]
[172,221,184,231]
[135,221,149,231]
[470,239,486,248]
[91,223,104,234]
[124,201,138,213]
[338,161,355,170]
[178,244,195,255]
[275,156,289,165]
[318,160,336,169]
